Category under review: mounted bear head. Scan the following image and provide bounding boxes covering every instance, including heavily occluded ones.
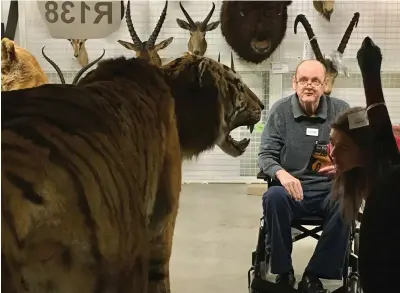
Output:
[220,1,292,64]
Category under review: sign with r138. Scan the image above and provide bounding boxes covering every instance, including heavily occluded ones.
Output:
[37,0,124,39]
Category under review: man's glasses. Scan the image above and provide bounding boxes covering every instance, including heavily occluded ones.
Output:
[295,78,325,87]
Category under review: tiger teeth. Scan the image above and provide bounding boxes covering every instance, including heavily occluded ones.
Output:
[247,125,254,133]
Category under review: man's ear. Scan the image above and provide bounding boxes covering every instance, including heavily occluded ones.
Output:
[198,59,214,88]
[292,75,297,91]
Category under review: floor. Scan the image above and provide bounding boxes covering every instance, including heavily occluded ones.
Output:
[169,184,343,293]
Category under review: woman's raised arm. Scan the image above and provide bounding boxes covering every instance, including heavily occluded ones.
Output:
[357,37,399,163]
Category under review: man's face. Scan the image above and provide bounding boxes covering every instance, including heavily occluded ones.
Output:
[292,60,326,107]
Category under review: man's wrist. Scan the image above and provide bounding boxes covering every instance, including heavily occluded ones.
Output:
[275,169,286,180]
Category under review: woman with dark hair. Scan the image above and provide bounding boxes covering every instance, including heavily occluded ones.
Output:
[327,108,400,220]
[328,106,375,221]
[320,37,400,293]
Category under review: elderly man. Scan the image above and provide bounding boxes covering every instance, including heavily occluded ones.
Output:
[258,59,350,293]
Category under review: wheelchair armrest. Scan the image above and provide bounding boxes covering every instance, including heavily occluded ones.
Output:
[257,169,271,181]
[257,169,281,187]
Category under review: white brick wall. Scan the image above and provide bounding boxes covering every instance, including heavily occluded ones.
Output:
[14,0,400,182]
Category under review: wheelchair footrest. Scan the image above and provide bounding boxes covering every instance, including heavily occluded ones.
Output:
[251,277,298,293]
[330,285,346,293]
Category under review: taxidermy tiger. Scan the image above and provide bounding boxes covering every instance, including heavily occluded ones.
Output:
[1,53,264,293]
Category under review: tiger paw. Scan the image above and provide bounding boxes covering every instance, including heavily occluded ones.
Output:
[357,37,382,74]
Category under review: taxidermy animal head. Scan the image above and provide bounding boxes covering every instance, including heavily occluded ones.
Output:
[65,2,124,68]
[118,0,173,67]
[1,37,48,91]
[294,12,360,95]
[161,53,264,157]
[41,46,105,84]
[67,38,89,67]
[220,1,292,64]
[176,1,220,56]
[313,0,335,21]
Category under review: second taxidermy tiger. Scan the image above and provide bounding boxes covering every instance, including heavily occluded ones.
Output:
[1,53,264,293]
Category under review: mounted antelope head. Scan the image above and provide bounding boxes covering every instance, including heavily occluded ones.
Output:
[66,1,125,68]
[176,1,220,56]
[42,46,105,84]
[294,12,360,95]
[118,0,173,67]
[313,1,335,21]
[67,38,89,68]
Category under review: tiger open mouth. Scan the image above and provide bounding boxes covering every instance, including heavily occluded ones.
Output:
[223,124,255,156]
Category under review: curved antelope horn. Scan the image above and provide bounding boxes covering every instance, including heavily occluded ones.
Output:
[72,49,106,84]
[337,12,360,54]
[217,52,220,62]
[125,0,143,50]
[200,2,216,31]
[147,0,168,47]
[294,14,325,63]
[120,0,125,20]
[179,1,196,30]
[230,52,235,71]
[41,46,65,84]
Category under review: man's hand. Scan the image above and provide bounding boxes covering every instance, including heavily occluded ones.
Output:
[276,170,303,201]
[318,165,336,176]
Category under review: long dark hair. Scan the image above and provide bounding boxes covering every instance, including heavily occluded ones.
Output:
[330,107,377,222]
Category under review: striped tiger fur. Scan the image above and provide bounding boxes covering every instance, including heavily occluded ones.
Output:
[2,53,264,293]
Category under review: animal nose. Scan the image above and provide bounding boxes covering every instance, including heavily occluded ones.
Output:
[361,36,374,49]
[260,102,265,110]
[194,50,200,55]
[324,9,333,20]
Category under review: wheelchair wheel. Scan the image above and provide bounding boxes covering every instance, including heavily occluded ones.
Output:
[348,276,361,293]
[260,253,270,280]
[354,233,360,255]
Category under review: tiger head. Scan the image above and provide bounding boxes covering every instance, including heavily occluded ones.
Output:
[162,53,264,158]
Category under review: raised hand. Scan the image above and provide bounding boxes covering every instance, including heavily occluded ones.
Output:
[318,165,336,177]
[357,36,382,75]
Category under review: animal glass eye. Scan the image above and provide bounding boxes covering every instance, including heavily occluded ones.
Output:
[276,5,283,15]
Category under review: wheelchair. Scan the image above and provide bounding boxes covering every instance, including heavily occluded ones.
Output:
[247,170,362,293]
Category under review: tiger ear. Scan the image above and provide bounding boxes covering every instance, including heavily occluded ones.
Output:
[197,59,214,88]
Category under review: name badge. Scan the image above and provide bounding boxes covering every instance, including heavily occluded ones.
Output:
[306,128,319,137]
[348,110,369,129]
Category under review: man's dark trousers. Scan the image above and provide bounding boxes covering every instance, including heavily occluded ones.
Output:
[262,185,350,279]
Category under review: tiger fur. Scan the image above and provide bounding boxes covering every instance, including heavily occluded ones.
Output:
[2,53,264,293]
[1,38,49,91]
